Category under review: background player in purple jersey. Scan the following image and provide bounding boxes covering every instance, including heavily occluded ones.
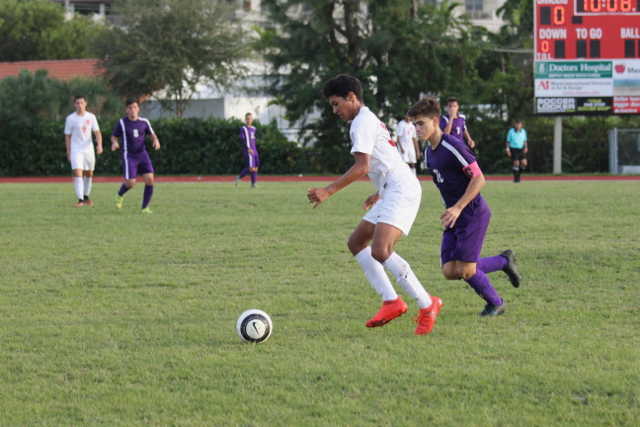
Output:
[440,97,475,148]
[235,112,259,188]
[409,97,520,317]
[111,100,161,213]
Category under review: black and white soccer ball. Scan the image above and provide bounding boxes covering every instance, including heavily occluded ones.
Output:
[236,309,273,343]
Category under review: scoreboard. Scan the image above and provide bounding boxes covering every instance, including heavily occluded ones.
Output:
[534,0,640,114]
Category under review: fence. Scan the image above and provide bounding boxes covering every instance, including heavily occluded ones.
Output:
[609,128,640,174]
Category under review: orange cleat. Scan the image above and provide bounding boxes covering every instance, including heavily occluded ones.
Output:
[73,201,84,207]
[413,297,443,336]
[83,199,93,206]
[366,295,408,328]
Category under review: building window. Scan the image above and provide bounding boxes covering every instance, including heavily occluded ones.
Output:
[465,0,485,19]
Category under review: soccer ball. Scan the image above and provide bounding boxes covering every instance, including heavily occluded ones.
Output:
[236,309,273,343]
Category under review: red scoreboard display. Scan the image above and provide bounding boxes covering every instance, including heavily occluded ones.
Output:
[534,0,640,114]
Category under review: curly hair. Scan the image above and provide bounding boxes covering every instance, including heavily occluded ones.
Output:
[321,74,364,103]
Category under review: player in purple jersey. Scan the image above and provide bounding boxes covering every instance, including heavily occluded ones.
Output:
[235,112,260,188]
[439,97,475,148]
[409,97,521,317]
[111,100,161,213]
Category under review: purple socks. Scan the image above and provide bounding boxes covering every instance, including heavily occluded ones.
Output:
[465,270,502,306]
[118,183,130,197]
[142,185,154,209]
[251,171,257,185]
[477,255,508,274]
[238,168,250,179]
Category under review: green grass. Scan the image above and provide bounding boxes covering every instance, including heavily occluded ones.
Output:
[0,180,639,426]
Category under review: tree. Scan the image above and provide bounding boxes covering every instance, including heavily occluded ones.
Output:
[258,0,480,172]
[0,0,104,62]
[95,0,251,117]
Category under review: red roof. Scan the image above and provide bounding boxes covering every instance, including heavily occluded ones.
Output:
[0,59,103,81]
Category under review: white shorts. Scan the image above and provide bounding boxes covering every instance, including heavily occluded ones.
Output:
[70,147,95,171]
[363,169,421,236]
[399,143,417,164]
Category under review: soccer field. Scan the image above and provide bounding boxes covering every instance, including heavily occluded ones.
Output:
[0,181,638,426]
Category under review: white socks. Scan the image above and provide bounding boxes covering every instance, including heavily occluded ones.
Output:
[382,252,432,309]
[354,247,398,301]
[74,177,83,200]
[83,177,92,198]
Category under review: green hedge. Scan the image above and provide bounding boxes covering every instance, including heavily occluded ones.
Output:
[0,117,314,177]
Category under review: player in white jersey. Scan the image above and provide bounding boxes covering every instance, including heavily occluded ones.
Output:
[395,109,420,176]
[307,74,442,336]
[64,95,102,207]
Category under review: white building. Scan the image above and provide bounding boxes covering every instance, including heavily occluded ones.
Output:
[50,0,507,142]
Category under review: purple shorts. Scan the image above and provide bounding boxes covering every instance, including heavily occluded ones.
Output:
[243,150,260,169]
[440,197,491,265]
[122,151,154,180]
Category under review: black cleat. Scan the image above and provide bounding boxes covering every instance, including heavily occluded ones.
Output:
[501,249,521,288]
[479,303,505,317]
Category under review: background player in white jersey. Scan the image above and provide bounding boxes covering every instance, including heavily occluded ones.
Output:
[395,109,420,176]
[307,74,442,336]
[64,95,102,207]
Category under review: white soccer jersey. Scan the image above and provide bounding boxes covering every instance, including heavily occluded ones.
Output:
[350,107,409,191]
[395,120,416,149]
[64,112,100,150]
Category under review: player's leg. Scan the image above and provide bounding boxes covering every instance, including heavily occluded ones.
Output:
[369,178,441,334]
[82,150,95,205]
[477,250,521,288]
[519,156,527,179]
[141,173,154,213]
[236,152,251,186]
[70,151,86,206]
[250,153,260,187]
[349,215,407,328]
[449,213,505,316]
[138,153,155,212]
[116,155,137,209]
[512,158,520,182]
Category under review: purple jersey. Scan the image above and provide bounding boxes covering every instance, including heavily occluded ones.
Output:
[425,133,486,219]
[239,126,257,153]
[439,114,466,141]
[112,117,154,155]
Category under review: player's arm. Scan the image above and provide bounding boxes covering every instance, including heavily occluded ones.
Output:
[65,134,71,161]
[307,152,370,209]
[396,135,404,153]
[111,135,120,151]
[413,136,421,159]
[505,132,511,157]
[443,117,453,135]
[94,130,103,154]
[463,130,475,149]
[440,163,485,228]
[150,132,160,150]
[524,136,528,153]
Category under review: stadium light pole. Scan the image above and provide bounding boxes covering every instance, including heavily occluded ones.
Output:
[553,116,562,174]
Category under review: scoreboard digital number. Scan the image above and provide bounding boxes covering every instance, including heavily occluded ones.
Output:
[535,0,640,114]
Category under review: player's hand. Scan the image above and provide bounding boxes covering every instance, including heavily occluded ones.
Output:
[363,192,380,211]
[307,187,330,209]
[248,148,254,155]
[440,206,462,228]
[67,153,71,162]
[506,149,511,157]
[524,147,528,154]
[111,141,119,151]
[96,145,103,155]
[400,146,405,153]
[468,140,475,149]
[416,150,421,159]
[153,140,161,150]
